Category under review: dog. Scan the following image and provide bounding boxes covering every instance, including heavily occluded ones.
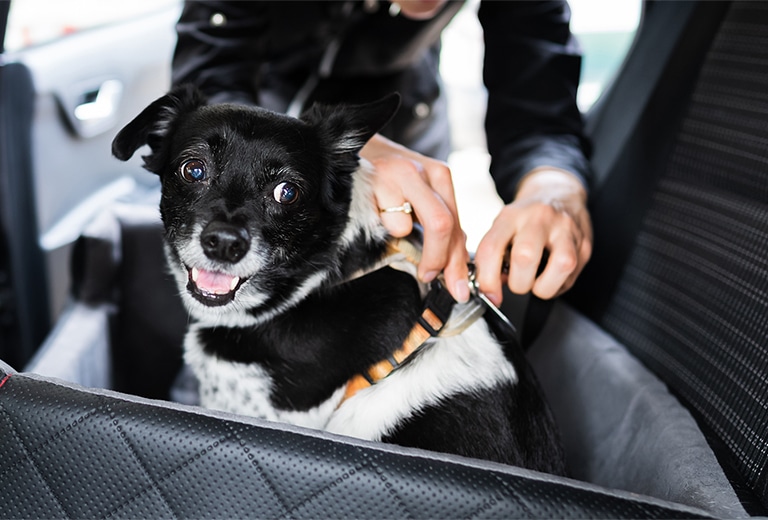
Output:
[112,85,566,474]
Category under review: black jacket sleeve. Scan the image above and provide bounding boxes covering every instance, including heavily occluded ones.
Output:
[479,0,592,202]
[172,0,593,200]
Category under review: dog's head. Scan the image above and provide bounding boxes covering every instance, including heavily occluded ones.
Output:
[112,85,400,325]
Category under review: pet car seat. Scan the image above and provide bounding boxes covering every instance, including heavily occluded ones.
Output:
[1,0,766,517]
[4,193,726,519]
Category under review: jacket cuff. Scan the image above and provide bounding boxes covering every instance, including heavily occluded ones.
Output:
[489,134,593,203]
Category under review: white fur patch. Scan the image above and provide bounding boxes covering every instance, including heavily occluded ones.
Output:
[153,105,178,137]
[325,317,518,441]
[247,269,332,324]
[340,160,388,250]
[168,227,333,328]
[184,325,344,429]
[167,223,269,327]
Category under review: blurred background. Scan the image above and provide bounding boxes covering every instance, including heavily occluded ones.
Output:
[3,0,641,325]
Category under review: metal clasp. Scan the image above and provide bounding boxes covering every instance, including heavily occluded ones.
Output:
[467,262,480,296]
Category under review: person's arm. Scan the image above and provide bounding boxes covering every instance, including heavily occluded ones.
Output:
[474,0,593,303]
[479,0,592,197]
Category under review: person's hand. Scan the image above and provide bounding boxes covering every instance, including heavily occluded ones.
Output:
[360,134,471,303]
[473,168,592,305]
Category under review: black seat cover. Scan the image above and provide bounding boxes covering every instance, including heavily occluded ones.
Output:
[0,360,711,519]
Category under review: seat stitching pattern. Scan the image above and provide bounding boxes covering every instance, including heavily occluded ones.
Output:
[100,396,181,519]
[0,386,71,518]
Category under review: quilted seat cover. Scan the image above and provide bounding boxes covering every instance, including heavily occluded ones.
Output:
[0,362,710,519]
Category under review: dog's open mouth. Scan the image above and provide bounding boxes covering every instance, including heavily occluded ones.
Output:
[186,266,247,306]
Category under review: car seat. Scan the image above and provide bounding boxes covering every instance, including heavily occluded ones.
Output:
[565,0,768,513]
[1,0,766,517]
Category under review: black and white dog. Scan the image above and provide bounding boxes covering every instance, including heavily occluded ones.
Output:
[112,85,565,474]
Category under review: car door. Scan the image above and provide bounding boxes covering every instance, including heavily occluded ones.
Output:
[0,0,181,367]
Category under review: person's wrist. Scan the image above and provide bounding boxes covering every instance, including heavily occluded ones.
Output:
[514,167,588,209]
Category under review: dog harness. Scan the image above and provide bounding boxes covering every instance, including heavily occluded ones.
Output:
[338,235,487,405]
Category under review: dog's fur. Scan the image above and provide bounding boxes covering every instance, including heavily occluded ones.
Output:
[112,85,565,474]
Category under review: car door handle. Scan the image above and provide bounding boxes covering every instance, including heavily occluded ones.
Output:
[62,78,124,138]
[73,79,123,123]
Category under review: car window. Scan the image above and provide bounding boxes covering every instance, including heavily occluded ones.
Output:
[441,0,642,250]
[4,0,179,52]
[442,0,642,115]
[569,0,642,110]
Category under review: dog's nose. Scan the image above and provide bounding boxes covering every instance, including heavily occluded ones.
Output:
[200,221,251,263]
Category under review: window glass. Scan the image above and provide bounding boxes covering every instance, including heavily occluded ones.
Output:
[5,0,179,52]
[442,0,642,249]
[569,0,643,110]
[441,0,642,121]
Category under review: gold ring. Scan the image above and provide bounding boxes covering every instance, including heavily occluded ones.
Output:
[379,202,413,214]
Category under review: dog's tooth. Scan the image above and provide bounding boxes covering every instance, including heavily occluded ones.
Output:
[192,267,200,282]
[230,276,240,291]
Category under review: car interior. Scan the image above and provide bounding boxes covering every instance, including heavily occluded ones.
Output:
[1,0,767,518]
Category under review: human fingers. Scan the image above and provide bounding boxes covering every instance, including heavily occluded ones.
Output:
[371,154,453,252]
[438,228,471,303]
[506,197,592,299]
[530,196,593,298]
[497,168,593,300]
[371,157,417,238]
[370,155,470,301]
[396,161,469,301]
[528,227,580,299]
[544,225,593,297]
[406,160,469,300]
[473,209,515,306]
[506,224,548,296]
[362,135,469,301]
[475,197,592,304]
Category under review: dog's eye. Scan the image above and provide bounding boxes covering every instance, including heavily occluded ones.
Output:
[180,159,207,183]
[273,182,299,205]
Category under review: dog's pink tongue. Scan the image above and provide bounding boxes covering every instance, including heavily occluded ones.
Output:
[192,267,238,294]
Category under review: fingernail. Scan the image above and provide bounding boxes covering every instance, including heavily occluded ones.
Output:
[486,293,502,307]
[454,280,470,303]
[422,270,438,283]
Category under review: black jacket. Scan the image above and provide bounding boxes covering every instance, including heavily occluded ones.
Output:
[172,0,592,201]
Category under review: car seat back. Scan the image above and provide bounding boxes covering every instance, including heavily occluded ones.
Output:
[571,0,768,511]
[70,202,187,398]
[0,62,50,367]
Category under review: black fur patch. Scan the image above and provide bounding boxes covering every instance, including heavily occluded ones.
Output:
[198,267,422,411]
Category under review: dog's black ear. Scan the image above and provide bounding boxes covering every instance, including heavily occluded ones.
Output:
[112,84,207,168]
[303,93,401,154]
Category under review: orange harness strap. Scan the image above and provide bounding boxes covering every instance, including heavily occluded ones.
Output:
[340,277,456,405]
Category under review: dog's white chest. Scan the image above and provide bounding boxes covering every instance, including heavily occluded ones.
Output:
[183,313,518,442]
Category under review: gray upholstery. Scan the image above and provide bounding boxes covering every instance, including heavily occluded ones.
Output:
[26,303,112,390]
[528,302,747,518]
[570,2,768,510]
